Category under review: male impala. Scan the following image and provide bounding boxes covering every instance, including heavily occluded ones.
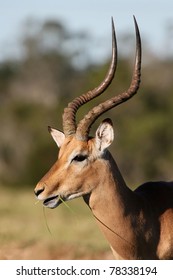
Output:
[34,17,173,260]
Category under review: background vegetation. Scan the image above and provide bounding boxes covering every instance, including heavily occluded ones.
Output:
[1,18,173,259]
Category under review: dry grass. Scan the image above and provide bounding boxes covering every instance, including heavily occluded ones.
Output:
[0,186,112,259]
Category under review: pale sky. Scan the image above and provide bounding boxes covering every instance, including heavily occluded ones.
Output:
[0,0,173,61]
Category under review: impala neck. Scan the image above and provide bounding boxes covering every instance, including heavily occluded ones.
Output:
[83,151,141,259]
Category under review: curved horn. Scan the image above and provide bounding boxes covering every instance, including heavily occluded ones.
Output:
[76,16,142,141]
[62,18,117,136]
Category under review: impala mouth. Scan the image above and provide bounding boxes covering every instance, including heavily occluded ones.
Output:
[42,192,84,209]
[43,195,62,209]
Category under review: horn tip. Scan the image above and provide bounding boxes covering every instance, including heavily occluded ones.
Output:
[111,16,115,31]
[133,15,139,33]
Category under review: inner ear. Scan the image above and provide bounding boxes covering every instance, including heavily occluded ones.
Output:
[48,126,65,148]
[95,118,114,152]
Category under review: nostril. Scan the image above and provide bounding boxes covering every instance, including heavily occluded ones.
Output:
[34,187,45,197]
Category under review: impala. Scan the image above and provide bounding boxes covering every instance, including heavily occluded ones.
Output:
[34,17,173,260]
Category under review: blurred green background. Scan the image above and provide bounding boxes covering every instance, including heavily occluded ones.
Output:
[1,2,173,259]
[1,17,173,188]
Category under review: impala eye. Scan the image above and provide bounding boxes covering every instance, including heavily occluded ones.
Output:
[72,154,87,162]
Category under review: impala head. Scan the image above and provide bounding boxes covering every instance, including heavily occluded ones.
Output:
[34,17,142,209]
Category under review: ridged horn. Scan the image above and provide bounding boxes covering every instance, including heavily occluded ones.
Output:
[62,18,117,136]
[76,16,142,141]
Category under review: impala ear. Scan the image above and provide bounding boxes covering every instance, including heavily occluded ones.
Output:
[95,118,114,152]
[48,126,65,148]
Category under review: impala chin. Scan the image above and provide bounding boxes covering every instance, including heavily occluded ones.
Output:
[43,195,62,209]
[42,191,86,209]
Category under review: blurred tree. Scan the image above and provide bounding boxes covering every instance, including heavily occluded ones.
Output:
[0,18,89,186]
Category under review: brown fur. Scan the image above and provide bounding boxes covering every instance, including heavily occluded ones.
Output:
[35,132,173,260]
